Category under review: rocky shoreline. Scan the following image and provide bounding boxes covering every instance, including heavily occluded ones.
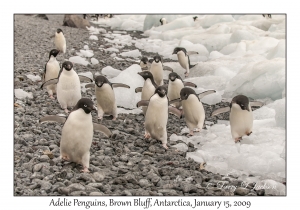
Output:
[14,14,269,196]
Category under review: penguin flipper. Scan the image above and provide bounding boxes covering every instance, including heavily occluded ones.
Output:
[187,51,199,56]
[163,66,173,72]
[141,67,149,71]
[85,83,95,89]
[79,75,93,83]
[41,78,58,89]
[168,106,182,118]
[135,87,143,93]
[39,115,66,124]
[211,107,230,117]
[250,101,264,107]
[197,90,216,99]
[112,83,130,89]
[183,82,197,88]
[169,98,181,105]
[93,123,112,138]
[189,63,197,69]
[136,100,149,108]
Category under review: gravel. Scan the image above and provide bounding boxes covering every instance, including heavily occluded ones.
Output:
[14,14,266,196]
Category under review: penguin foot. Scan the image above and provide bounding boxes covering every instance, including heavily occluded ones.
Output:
[49,95,55,99]
[187,131,194,137]
[194,128,200,132]
[61,155,70,161]
[184,72,189,77]
[81,167,90,173]
[112,117,117,121]
[162,143,168,149]
[235,137,242,143]
[144,132,151,139]
[247,131,252,136]
[64,109,69,114]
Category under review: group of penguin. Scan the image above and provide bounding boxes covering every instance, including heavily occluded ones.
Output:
[37,27,264,173]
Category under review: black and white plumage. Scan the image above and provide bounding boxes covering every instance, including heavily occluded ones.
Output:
[54,28,66,53]
[172,47,198,77]
[39,98,111,173]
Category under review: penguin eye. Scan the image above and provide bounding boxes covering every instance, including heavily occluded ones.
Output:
[84,104,87,107]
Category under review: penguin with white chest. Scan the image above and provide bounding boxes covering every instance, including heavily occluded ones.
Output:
[39,98,112,173]
[43,49,60,99]
[211,95,264,143]
[137,86,181,149]
[170,87,216,136]
[41,61,93,113]
[172,47,198,77]
[135,71,158,115]
[149,55,165,86]
[160,18,167,25]
[167,72,197,109]
[85,75,130,120]
[54,28,66,54]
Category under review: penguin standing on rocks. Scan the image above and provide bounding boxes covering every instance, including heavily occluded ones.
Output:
[211,95,264,143]
[41,61,93,113]
[137,86,181,149]
[54,28,66,54]
[85,75,130,120]
[170,87,216,136]
[43,49,60,99]
[172,47,198,77]
[167,72,197,108]
[135,71,158,115]
[150,55,164,86]
[39,98,112,173]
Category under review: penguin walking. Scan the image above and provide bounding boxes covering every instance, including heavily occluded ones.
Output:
[41,61,93,113]
[137,86,181,149]
[54,28,66,54]
[43,49,60,99]
[39,98,111,173]
[170,87,216,136]
[135,71,158,115]
[167,72,197,109]
[172,47,198,77]
[211,95,264,143]
[85,75,130,120]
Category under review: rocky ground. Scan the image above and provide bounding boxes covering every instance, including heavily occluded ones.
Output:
[14,14,266,196]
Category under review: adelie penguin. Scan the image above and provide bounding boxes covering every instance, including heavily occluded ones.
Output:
[172,47,198,77]
[43,49,60,99]
[149,55,173,86]
[135,71,157,115]
[54,28,66,54]
[136,86,181,149]
[211,95,264,143]
[85,75,130,120]
[39,98,112,173]
[41,61,93,113]
[193,16,198,21]
[167,72,197,109]
[139,56,173,72]
[169,87,216,136]
[160,18,167,25]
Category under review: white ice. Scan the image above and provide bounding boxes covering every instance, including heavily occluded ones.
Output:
[101,66,121,78]
[89,35,98,40]
[91,58,99,65]
[15,89,33,99]
[76,49,94,58]
[26,74,41,82]
[69,56,90,66]
[120,49,142,58]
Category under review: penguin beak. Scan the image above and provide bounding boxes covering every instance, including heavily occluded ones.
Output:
[170,76,175,81]
[155,59,159,63]
[97,82,103,87]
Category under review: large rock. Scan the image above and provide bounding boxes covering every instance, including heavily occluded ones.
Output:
[62,15,90,29]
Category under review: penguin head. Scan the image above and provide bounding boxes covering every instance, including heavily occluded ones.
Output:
[153,55,162,63]
[155,86,167,98]
[180,87,196,100]
[172,47,186,55]
[94,75,109,88]
[49,49,60,59]
[138,71,154,81]
[140,57,148,65]
[56,28,63,34]
[169,72,181,82]
[193,16,198,21]
[73,98,96,114]
[62,61,73,71]
[230,95,250,111]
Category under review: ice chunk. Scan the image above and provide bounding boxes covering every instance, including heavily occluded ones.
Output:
[253,106,275,120]
[117,108,143,115]
[274,98,285,128]
[214,67,236,80]
[104,47,119,53]
[69,56,90,66]
[76,49,94,58]
[172,143,188,152]
[101,66,121,78]
[78,72,93,80]
[26,74,41,82]
[143,15,184,31]
[195,15,234,28]
[89,35,98,40]
[109,64,144,109]
[201,91,223,105]
[186,151,205,163]
[209,51,224,60]
[15,89,33,99]
[179,39,209,57]
[83,45,89,50]
[120,49,142,58]
[153,16,194,32]
[266,40,285,59]
[229,30,258,43]
[91,58,99,65]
